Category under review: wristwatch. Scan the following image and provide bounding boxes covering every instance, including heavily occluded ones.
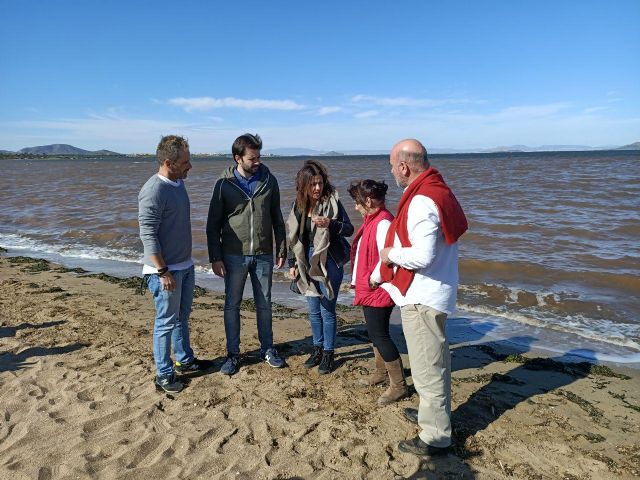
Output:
[157,266,169,277]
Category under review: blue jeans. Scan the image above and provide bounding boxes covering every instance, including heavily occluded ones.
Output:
[222,254,274,356]
[306,251,344,352]
[148,265,195,378]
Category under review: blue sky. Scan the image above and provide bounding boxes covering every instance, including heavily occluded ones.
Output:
[1,0,638,153]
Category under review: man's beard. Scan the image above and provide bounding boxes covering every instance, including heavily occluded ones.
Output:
[393,174,405,188]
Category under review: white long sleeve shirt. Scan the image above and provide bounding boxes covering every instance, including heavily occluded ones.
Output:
[379,195,459,314]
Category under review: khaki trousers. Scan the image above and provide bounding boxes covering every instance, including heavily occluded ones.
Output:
[401,304,451,447]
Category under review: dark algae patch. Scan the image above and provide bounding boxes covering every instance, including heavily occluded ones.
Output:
[608,390,640,413]
[55,266,88,274]
[554,389,608,426]
[82,273,142,290]
[473,345,631,379]
[572,432,606,443]
[454,372,526,386]
[193,285,207,298]
[7,256,51,272]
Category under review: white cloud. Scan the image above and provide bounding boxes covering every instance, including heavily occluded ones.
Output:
[495,103,569,118]
[2,102,638,152]
[167,96,305,112]
[317,106,342,116]
[351,94,480,108]
[583,106,608,115]
[354,110,380,119]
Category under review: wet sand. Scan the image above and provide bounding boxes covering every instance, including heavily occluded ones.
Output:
[1,254,639,479]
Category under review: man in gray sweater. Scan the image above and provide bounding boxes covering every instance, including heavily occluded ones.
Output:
[139,135,205,393]
[206,133,287,375]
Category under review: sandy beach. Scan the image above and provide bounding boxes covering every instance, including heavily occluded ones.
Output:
[1,253,638,479]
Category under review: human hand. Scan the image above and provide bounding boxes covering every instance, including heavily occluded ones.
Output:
[160,272,176,291]
[212,261,225,277]
[311,215,330,228]
[380,247,394,265]
[369,278,379,290]
[288,267,296,280]
[275,257,285,269]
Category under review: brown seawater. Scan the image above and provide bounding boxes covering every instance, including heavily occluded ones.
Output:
[0,150,638,360]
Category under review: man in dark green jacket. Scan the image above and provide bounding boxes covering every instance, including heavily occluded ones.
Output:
[206,133,287,375]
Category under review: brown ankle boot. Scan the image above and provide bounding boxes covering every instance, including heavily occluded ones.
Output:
[377,357,408,405]
[358,346,387,386]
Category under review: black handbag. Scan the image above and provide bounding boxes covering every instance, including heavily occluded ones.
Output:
[290,270,301,294]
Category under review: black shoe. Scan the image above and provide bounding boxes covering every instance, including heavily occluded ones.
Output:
[303,346,323,369]
[154,374,183,393]
[318,350,335,374]
[398,436,450,457]
[175,357,211,374]
[404,407,419,425]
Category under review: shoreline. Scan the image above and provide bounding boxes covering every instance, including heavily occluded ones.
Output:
[3,246,639,370]
[1,254,639,478]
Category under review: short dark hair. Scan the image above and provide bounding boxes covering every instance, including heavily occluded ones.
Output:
[156,135,189,165]
[232,133,262,158]
[348,179,389,206]
[295,160,335,213]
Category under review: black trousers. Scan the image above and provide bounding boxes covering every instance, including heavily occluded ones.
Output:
[362,305,399,362]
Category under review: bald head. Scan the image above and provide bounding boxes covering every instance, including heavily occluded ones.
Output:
[392,139,429,168]
[389,139,429,188]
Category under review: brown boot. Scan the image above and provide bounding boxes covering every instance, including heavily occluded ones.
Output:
[358,346,387,386]
[377,357,408,406]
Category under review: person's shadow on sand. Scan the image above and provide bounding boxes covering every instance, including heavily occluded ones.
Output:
[0,320,66,339]
[0,343,88,372]
[451,339,596,457]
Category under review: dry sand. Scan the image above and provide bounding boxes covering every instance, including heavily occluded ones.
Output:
[0,254,638,479]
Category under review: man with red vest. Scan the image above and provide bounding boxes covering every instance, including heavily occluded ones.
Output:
[380,139,468,457]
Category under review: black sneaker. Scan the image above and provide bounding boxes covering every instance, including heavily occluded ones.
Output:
[303,346,323,369]
[175,357,210,374]
[404,407,419,425]
[398,436,450,457]
[318,350,335,374]
[220,355,240,376]
[154,374,183,393]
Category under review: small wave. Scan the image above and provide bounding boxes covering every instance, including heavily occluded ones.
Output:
[0,233,142,265]
[460,258,640,295]
[458,302,640,352]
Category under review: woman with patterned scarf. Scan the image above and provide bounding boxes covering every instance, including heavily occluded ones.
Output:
[287,160,353,374]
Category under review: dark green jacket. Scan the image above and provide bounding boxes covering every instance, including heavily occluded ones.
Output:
[206,164,286,261]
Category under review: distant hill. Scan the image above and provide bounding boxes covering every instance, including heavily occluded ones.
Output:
[617,141,640,150]
[18,144,121,155]
[263,147,328,156]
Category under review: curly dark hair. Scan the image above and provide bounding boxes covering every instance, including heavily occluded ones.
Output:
[156,135,189,165]
[347,179,388,207]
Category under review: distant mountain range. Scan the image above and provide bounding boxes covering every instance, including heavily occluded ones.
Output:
[4,144,121,155]
[617,141,640,150]
[266,142,640,155]
[2,142,638,157]
[264,148,345,156]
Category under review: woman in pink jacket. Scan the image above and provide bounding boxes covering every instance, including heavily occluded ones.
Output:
[348,179,408,405]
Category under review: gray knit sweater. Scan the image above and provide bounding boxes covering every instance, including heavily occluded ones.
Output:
[138,174,192,267]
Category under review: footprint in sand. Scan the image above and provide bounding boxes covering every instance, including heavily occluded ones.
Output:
[37,466,52,480]
[76,390,94,402]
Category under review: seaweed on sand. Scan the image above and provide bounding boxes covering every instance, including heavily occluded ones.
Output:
[473,345,631,379]
[7,256,51,272]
